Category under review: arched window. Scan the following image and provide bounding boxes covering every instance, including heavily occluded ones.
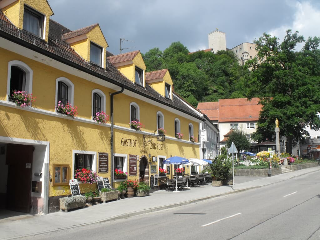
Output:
[130,102,140,122]
[55,77,74,106]
[175,118,180,136]
[189,123,194,140]
[7,60,33,100]
[157,111,164,131]
[92,89,106,118]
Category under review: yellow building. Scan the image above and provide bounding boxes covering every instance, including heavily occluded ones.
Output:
[0,0,203,214]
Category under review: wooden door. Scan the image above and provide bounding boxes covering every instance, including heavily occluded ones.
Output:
[6,144,34,213]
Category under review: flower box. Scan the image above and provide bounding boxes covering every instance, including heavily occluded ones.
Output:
[129,120,143,130]
[100,190,119,203]
[59,195,86,212]
[93,111,109,124]
[10,91,35,107]
[176,133,183,139]
[114,175,127,180]
[56,101,78,118]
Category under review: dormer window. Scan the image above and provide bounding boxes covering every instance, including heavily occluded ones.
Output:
[90,42,103,66]
[165,83,171,98]
[135,67,143,85]
[23,5,44,38]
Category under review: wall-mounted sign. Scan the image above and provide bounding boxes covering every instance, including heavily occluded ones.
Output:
[129,155,137,176]
[98,153,108,173]
[150,165,157,174]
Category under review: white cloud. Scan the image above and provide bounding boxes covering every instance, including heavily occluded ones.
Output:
[269,1,320,44]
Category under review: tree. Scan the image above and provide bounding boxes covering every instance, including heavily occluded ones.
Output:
[142,48,164,72]
[226,131,250,153]
[246,30,320,153]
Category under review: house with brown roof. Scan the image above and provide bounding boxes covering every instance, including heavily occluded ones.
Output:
[198,98,262,150]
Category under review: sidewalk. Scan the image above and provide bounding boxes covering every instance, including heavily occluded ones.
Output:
[1,166,319,240]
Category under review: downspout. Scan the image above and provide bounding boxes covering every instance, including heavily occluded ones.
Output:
[110,87,124,188]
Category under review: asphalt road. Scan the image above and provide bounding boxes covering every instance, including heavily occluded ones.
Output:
[24,173,320,240]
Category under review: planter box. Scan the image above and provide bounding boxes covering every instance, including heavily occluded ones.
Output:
[212,180,222,187]
[60,195,86,212]
[114,176,127,180]
[136,190,149,197]
[100,191,119,203]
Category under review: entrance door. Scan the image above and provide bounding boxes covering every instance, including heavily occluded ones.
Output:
[6,144,34,213]
[139,156,148,182]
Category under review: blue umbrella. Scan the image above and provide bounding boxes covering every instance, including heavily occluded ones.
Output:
[241,152,256,156]
[163,156,189,165]
[202,159,212,164]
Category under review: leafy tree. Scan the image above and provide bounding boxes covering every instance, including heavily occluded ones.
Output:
[142,48,164,72]
[226,130,250,153]
[246,30,320,153]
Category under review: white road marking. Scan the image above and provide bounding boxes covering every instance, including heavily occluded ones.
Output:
[283,191,297,198]
[202,213,242,227]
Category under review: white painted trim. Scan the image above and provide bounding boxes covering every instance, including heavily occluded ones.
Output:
[92,89,106,118]
[42,15,47,40]
[0,100,200,145]
[157,111,164,132]
[7,60,33,100]
[55,77,74,106]
[130,102,140,121]
[72,150,97,179]
[175,118,181,135]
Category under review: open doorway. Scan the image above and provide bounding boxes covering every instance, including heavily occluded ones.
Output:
[139,156,148,182]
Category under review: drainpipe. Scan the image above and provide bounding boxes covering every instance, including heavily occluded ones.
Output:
[110,87,124,187]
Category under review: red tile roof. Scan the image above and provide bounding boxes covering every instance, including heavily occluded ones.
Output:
[108,50,140,64]
[62,24,98,40]
[189,48,213,54]
[219,98,261,123]
[197,102,219,121]
[145,69,168,82]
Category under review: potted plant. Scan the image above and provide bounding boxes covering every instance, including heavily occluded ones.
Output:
[129,120,143,130]
[175,132,183,139]
[117,184,127,199]
[93,111,109,124]
[85,191,94,205]
[114,169,127,180]
[175,168,184,176]
[190,136,195,142]
[158,128,166,135]
[210,156,232,186]
[136,182,150,197]
[56,101,78,118]
[92,189,101,204]
[10,90,35,107]
[100,188,118,203]
[123,179,138,198]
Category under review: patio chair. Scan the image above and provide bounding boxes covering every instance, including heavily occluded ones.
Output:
[196,174,205,185]
[189,175,197,187]
[166,179,175,191]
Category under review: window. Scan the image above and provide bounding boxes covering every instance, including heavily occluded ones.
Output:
[230,123,238,130]
[191,165,197,175]
[189,124,194,140]
[158,157,166,170]
[157,111,164,131]
[23,6,44,38]
[72,151,96,178]
[90,42,102,66]
[55,77,74,106]
[92,89,106,119]
[114,154,127,179]
[130,102,140,122]
[135,67,143,85]
[7,60,33,100]
[175,118,180,135]
[165,83,171,98]
[53,164,70,186]
[247,122,255,129]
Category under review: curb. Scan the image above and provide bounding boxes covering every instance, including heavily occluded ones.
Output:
[3,167,320,240]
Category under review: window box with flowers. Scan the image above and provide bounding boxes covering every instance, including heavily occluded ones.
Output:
[74,168,98,184]
[159,167,167,176]
[10,91,35,107]
[93,111,109,124]
[190,136,195,143]
[176,133,183,139]
[158,128,166,135]
[56,101,78,118]
[175,168,185,175]
[114,169,127,180]
[129,120,143,131]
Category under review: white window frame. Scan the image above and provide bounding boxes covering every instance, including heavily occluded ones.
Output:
[230,123,238,130]
[165,83,172,99]
[92,89,106,117]
[247,122,255,129]
[7,60,33,100]
[113,153,127,180]
[157,155,166,175]
[90,41,104,67]
[130,102,140,122]
[23,5,45,39]
[72,150,97,179]
[175,118,181,135]
[135,67,144,86]
[157,111,164,132]
[189,123,194,140]
[55,77,74,107]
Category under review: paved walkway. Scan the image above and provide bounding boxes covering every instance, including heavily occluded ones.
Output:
[1,167,319,240]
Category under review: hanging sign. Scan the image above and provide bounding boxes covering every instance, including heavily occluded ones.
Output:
[98,153,108,173]
[129,155,137,176]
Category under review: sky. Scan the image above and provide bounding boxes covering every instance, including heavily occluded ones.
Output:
[49,0,320,55]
